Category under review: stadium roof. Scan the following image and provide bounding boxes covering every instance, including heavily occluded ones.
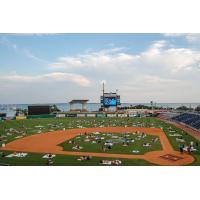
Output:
[69,99,89,104]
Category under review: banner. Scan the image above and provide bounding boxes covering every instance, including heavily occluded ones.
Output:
[16,116,27,120]
[27,114,56,119]
[118,114,128,118]
[86,114,96,117]
[65,113,77,117]
[96,113,106,118]
[77,114,86,117]
[128,114,137,117]
[107,114,117,117]
[56,114,66,118]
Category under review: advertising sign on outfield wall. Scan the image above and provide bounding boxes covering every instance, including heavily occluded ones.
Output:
[65,114,77,117]
[128,114,137,117]
[118,114,128,118]
[86,114,96,117]
[56,114,66,118]
[16,116,27,120]
[77,114,86,117]
[96,113,106,117]
[107,114,117,117]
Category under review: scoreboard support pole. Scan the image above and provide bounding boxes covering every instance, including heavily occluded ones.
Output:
[115,92,118,112]
[102,82,105,112]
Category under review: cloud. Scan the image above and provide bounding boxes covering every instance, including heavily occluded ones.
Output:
[140,44,200,73]
[2,38,200,103]
[50,40,200,76]
[163,33,200,43]
[0,72,91,87]
[136,75,180,84]
[49,47,137,74]
[163,33,185,37]
[46,41,200,102]
[2,33,60,37]
[0,36,48,63]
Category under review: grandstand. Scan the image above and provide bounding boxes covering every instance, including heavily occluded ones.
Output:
[172,113,200,131]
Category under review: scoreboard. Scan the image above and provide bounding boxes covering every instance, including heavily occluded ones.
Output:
[100,93,120,107]
[28,105,50,115]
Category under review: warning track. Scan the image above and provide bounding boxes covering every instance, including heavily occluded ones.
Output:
[0,127,194,166]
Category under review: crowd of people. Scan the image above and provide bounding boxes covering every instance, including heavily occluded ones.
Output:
[179,142,198,154]
[67,131,160,155]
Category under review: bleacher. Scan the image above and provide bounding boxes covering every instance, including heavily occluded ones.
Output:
[172,113,200,130]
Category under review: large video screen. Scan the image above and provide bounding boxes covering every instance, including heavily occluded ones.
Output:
[104,97,117,106]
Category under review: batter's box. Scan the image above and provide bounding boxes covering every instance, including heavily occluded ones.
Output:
[160,154,184,162]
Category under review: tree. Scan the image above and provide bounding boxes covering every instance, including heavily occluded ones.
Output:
[176,106,190,111]
[195,105,200,112]
[16,108,28,116]
[50,104,61,113]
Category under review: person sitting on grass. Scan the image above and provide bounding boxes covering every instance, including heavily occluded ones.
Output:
[0,152,6,158]
[152,138,159,143]
[122,142,128,146]
[46,158,54,166]
[143,143,151,147]
[97,140,101,144]
[187,146,192,154]
[48,153,52,159]
[72,145,83,150]
[99,160,112,165]
[1,143,6,148]
[102,145,108,151]
[112,160,122,166]
[141,132,146,138]
[179,145,184,154]
[78,156,86,161]
[99,159,122,165]
[77,156,92,161]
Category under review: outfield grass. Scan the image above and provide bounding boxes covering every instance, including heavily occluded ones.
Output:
[0,151,153,166]
[0,117,200,166]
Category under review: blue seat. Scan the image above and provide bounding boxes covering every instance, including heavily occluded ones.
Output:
[172,113,200,131]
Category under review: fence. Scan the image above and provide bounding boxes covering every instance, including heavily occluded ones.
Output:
[8,112,154,120]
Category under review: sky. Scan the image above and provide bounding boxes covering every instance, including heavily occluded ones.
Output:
[0,33,200,104]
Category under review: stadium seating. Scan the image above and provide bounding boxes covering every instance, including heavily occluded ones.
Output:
[172,113,200,130]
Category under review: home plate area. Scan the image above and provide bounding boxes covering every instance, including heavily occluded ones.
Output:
[160,154,184,162]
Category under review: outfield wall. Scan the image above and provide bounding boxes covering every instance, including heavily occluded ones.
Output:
[12,112,156,120]
[27,114,56,119]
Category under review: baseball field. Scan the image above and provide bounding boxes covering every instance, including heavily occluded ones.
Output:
[0,117,200,166]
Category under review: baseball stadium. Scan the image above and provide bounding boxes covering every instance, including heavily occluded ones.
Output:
[1,87,200,166]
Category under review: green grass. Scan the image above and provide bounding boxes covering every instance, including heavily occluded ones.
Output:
[0,151,153,166]
[59,132,162,155]
[0,117,200,166]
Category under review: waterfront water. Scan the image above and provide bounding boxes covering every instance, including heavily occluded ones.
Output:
[1,103,200,117]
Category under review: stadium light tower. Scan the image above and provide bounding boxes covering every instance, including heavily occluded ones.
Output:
[150,101,154,112]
